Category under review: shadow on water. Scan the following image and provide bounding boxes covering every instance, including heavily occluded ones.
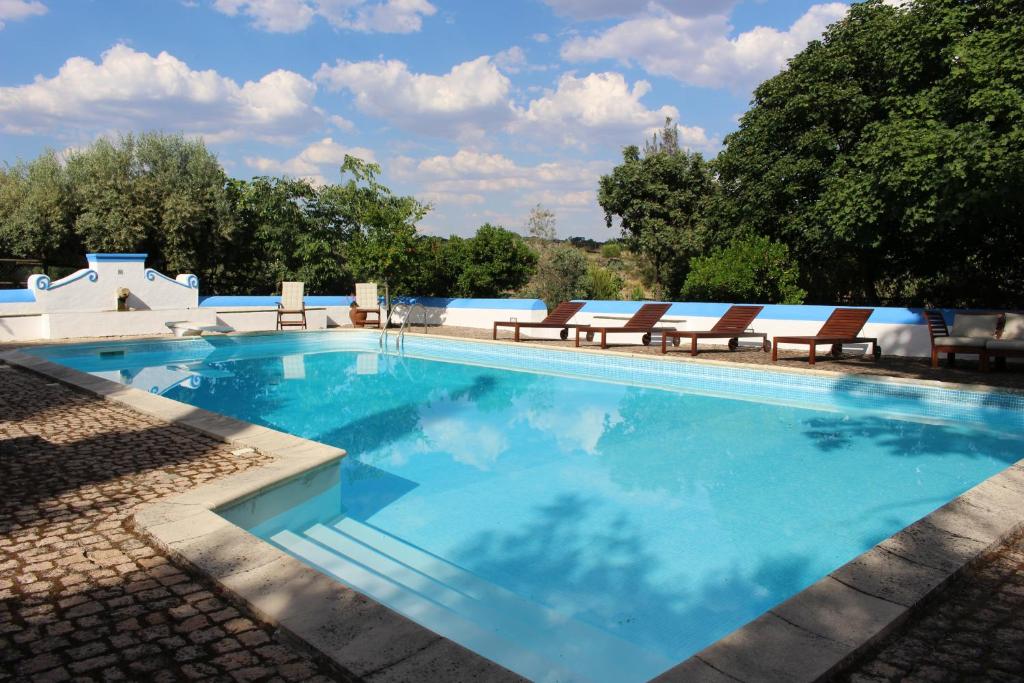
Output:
[801,414,1022,462]
[452,493,813,662]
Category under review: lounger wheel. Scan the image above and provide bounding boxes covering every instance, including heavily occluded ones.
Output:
[560,328,569,340]
[585,331,594,342]
[873,346,882,360]
[728,337,739,351]
[762,339,771,353]
[830,343,843,357]
[672,336,681,346]
[642,333,652,346]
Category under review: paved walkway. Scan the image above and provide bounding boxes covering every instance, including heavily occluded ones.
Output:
[0,364,341,682]
[843,534,1024,682]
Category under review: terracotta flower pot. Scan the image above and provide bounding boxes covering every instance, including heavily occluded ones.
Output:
[349,308,368,327]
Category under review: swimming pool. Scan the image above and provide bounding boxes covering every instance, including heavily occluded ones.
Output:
[31,331,1024,682]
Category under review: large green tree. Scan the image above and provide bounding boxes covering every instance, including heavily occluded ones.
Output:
[455,224,536,297]
[713,0,1024,306]
[598,119,714,298]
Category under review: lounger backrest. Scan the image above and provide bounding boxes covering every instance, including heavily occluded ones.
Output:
[923,309,949,340]
[950,312,1001,338]
[624,303,672,328]
[355,282,379,309]
[280,282,304,311]
[710,305,764,333]
[817,307,873,337]
[541,301,585,325]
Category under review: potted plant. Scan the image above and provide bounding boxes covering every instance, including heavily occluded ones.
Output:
[349,301,367,327]
[116,287,131,311]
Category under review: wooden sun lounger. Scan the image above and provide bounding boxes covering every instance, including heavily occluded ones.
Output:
[772,308,879,365]
[493,301,586,341]
[661,305,770,355]
[575,303,675,349]
[924,309,1000,372]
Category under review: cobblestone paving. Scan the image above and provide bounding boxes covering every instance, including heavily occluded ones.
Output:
[0,364,343,682]
[842,536,1024,683]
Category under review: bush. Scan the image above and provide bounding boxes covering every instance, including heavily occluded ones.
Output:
[584,266,623,300]
[456,224,537,297]
[600,242,622,259]
[681,235,806,304]
[526,243,588,309]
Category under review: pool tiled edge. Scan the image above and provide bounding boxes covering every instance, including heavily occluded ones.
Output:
[4,339,1024,683]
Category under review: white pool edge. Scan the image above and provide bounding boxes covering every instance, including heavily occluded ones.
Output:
[4,333,1024,683]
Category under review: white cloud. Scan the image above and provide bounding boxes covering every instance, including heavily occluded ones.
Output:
[212,0,435,33]
[561,2,848,91]
[0,0,46,29]
[542,0,737,21]
[493,46,527,74]
[315,56,515,140]
[395,149,610,212]
[0,44,322,142]
[512,71,715,151]
[245,136,375,184]
[532,32,550,43]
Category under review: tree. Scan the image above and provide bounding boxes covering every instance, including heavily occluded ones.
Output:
[527,244,589,309]
[681,236,806,304]
[525,203,557,242]
[584,266,624,300]
[0,153,78,264]
[339,156,429,298]
[65,133,234,282]
[456,224,536,297]
[712,0,1024,306]
[598,118,714,298]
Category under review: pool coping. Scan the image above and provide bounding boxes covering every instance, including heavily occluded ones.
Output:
[4,332,1024,682]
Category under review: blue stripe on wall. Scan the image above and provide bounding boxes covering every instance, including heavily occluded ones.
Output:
[0,289,35,303]
[398,297,547,311]
[199,295,355,307]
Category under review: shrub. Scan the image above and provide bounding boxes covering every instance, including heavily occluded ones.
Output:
[681,235,806,304]
[600,242,622,260]
[526,243,588,309]
[584,266,623,300]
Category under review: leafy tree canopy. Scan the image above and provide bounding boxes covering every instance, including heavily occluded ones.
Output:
[682,235,806,304]
[712,0,1024,307]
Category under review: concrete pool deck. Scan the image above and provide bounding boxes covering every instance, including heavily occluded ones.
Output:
[3,328,1024,682]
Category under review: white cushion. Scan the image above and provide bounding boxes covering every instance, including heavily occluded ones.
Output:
[987,339,1024,352]
[1001,313,1024,340]
[950,313,1000,338]
[932,336,988,348]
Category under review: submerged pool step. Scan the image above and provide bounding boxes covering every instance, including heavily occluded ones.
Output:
[272,529,576,682]
[275,520,673,683]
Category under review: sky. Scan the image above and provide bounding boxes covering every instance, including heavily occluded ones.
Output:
[0,0,858,240]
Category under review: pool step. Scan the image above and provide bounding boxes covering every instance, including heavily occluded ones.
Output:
[272,519,673,683]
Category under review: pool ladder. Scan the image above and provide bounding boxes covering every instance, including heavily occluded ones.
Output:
[379,302,428,352]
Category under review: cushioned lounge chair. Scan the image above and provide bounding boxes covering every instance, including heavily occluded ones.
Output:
[987,312,1024,367]
[660,305,770,356]
[493,301,586,341]
[575,303,674,349]
[354,282,382,329]
[925,310,1001,371]
[772,308,879,365]
[276,281,307,330]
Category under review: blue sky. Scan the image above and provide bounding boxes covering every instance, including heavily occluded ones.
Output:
[0,0,855,239]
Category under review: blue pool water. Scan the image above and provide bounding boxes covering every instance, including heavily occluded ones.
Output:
[33,332,1024,682]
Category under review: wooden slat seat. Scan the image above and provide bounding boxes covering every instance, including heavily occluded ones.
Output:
[575,303,675,349]
[493,301,586,341]
[772,308,878,365]
[661,305,769,355]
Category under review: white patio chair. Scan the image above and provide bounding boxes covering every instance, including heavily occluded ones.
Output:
[354,282,382,329]
[277,281,307,330]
